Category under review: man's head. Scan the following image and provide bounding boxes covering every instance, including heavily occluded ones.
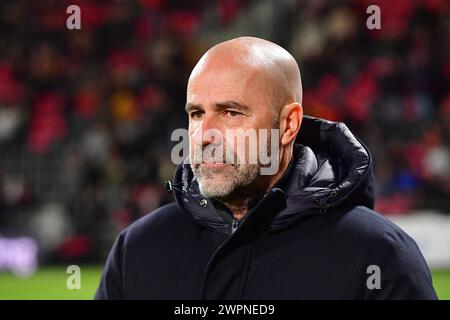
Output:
[186,36,303,203]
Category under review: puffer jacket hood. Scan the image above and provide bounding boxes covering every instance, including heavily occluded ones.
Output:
[172,116,375,233]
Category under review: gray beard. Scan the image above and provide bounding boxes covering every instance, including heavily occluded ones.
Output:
[192,163,261,199]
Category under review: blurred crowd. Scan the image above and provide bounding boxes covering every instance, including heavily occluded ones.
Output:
[0,0,449,263]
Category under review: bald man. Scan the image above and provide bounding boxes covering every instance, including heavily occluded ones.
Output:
[95,37,437,300]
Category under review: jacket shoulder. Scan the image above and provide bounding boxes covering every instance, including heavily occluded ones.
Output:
[339,206,437,299]
[327,205,428,270]
[334,205,413,240]
[121,202,186,242]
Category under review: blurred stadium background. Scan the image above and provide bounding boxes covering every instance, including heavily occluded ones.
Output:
[0,0,449,299]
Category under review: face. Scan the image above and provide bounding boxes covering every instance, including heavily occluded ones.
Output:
[186,57,279,200]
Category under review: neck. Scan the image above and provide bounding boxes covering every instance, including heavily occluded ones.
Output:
[221,200,249,220]
[219,146,292,220]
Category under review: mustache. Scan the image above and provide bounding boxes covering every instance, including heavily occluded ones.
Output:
[191,143,236,164]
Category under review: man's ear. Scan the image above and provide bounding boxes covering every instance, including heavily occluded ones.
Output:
[279,102,303,146]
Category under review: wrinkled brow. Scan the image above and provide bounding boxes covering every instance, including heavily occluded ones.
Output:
[185,101,250,113]
[185,103,203,113]
[214,101,250,112]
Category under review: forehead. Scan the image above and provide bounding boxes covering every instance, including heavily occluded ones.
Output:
[187,56,273,106]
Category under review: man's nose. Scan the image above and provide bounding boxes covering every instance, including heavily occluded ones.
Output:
[192,116,222,146]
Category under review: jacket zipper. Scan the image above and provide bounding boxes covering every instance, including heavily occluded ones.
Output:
[201,192,274,298]
[231,218,240,234]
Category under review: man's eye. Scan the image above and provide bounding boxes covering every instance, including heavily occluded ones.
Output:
[190,111,203,119]
[224,110,240,117]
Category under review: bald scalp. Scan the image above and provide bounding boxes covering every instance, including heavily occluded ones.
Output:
[188,37,303,111]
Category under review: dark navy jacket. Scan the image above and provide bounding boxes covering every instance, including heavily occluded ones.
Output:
[95,116,438,300]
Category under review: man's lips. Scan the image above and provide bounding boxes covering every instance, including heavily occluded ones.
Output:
[200,162,229,168]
